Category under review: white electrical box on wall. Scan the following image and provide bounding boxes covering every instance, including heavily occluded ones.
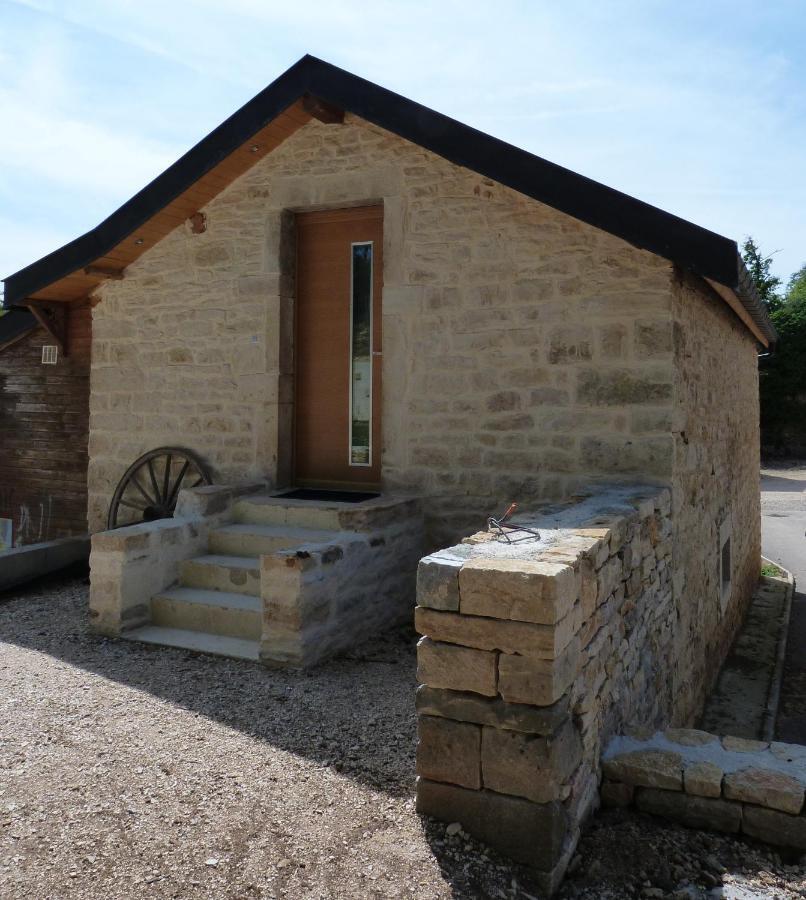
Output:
[41,345,58,365]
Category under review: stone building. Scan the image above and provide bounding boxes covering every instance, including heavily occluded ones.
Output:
[1,55,776,886]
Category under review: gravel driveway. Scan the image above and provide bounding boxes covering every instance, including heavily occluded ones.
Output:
[3,570,806,899]
[0,572,545,900]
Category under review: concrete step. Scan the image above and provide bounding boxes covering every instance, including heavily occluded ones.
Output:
[151,587,262,641]
[232,494,416,532]
[180,554,260,597]
[121,625,260,662]
[233,496,345,529]
[208,523,336,558]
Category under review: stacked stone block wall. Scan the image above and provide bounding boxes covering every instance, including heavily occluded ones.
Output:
[602,730,806,852]
[89,113,678,542]
[414,486,674,891]
[669,270,762,723]
[259,501,424,667]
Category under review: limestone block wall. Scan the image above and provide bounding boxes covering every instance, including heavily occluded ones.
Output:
[259,504,424,667]
[601,730,806,852]
[88,113,676,540]
[414,486,673,892]
[669,270,762,723]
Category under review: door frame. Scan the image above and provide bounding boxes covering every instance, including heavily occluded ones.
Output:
[290,203,383,492]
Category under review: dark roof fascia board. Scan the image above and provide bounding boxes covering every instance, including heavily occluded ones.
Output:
[1,55,776,344]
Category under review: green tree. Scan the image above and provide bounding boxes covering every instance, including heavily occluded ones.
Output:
[786,264,806,306]
[742,236,784,313]
[760,261,806,453]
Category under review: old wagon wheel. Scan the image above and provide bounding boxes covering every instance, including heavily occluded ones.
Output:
[107,447,213,530]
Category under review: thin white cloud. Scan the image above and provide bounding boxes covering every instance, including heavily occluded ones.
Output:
[2,0,804,283]
[0,88,179,196]
[0,216,75,282]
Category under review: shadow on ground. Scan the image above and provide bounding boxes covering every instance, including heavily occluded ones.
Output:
[0,568,553,898]
[759,472,806,495]
[0,569,418,798]
[778,591,806,745]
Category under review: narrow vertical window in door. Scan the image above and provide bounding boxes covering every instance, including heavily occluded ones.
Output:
[350,242,373,466]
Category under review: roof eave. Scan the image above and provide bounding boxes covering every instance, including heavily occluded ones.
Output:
[1,55,774,352]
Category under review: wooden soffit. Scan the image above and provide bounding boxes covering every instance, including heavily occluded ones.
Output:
[22,99,315,305]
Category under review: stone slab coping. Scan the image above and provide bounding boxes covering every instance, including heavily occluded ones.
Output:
[603,729,806,818]
[0,536,89,591]
[241,492,420,512]
[190,555,260,570]
[605,730,806,784]
[174,480,269,518]
[422,481,669,566]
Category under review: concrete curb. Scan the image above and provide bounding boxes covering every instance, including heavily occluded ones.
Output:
[761,555,796,742]
[0,536,90,593]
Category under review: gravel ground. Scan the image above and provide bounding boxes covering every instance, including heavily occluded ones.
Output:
[3,571,806,899]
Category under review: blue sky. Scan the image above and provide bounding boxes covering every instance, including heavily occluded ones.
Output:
[1,0,804,289]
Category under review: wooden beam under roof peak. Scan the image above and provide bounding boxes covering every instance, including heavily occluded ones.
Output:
[302,93,344,124]
[84,264,125,280]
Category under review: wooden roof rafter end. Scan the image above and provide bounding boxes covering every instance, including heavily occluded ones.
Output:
[25,299,68,354]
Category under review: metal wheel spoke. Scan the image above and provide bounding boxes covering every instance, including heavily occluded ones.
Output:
[107,447,212,530]
[167,460,190,506]
[130,475,157,507]
[118,498,147,512]
[147,458,162,506]
[162,454,172,503]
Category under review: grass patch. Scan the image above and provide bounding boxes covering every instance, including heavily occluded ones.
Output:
[761,562,786,578]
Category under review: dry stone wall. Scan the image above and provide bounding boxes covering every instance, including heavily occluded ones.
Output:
[669,270,762,723]
[602,730,806,852]
[89,113,677,541]
[414,485,674,892]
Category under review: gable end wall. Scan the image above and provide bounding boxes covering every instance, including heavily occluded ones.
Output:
[90,114,679,543]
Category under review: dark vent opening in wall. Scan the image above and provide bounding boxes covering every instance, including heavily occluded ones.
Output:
[721,536,732,592]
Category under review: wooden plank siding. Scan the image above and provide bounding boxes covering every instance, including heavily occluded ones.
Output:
[0,305,90,545]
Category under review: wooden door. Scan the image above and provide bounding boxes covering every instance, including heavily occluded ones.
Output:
[295,205,383,489]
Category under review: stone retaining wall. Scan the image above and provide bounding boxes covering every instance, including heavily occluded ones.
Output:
[602,730,806,851]
[259,501,424,667]
[415,484,674,893]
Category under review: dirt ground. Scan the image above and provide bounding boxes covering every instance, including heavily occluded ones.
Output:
[2,573,806,899]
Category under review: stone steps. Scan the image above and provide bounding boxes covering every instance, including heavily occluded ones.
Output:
[208,523,336,558]
[233,493,417,532]
[151,587,262,640]
[118,491,422,667]
[233,495,346,529]
[121,625,260,661]
[179,554,261,597]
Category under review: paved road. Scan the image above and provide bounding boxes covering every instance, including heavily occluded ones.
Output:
[761,466,806,582]
[761,465,806,742]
